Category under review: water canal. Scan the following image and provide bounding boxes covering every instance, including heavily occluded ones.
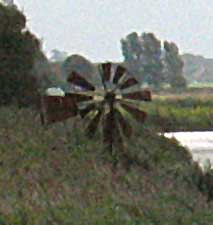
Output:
[164,131,213,168]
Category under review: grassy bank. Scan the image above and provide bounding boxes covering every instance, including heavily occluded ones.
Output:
[144,91,213,132]
[0,103,213,224]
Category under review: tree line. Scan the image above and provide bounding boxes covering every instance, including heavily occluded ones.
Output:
[0,3,186,108]
[121,32,186,89]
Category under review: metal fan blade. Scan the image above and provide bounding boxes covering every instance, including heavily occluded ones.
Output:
[113,65,126,84]
[101,62,111,83]
[65,93,93,103]
[122,90,151,101]
[119,78,138,90]
[41,95,78,124]
[67,71,95,91]
[79,103,97,118]
[85,110,102,138]
[120,103,147,123]
[115,109,133,138]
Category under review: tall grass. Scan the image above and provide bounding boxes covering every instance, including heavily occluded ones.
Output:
[0,95,213,224]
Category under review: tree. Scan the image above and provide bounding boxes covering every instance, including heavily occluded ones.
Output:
[121,32,164,88]
[49,49,68,62]
[140,33,163,87]
[31,51,56,92]
[61,54,100,89]
[163,41,186,89]
[0,3,43,106]
[62,55,96,78]
[121,32,142,62]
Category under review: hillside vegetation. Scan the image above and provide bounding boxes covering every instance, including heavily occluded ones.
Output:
[0,93,213,224]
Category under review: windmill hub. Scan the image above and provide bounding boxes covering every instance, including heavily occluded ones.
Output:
[104,92,116,104]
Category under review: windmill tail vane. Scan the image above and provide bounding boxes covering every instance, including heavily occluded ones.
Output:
[40,63,152,150]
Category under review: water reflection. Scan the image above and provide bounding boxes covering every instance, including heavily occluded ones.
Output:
[164,132,213,168]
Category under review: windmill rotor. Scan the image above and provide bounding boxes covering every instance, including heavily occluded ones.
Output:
[41,62,152,152]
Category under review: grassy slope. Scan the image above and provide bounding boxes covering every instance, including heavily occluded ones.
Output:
[0,102,213,224]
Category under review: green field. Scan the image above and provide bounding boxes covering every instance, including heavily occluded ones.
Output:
[145,93,213,132]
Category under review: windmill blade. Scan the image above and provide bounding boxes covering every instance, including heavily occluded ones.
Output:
[113,65,126,85]
[65,93,93,103]
[41,95,78,124]
[79,103,97,118]
[120,103,147,123]
[67,71,95,91]
[119,78,138,90]
[122,90,151,101]
[100,62,112,91]
[85,110,102,138]
[101,62,112,83]
[115,109,133,138]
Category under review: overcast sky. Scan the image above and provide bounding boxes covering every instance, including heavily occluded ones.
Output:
[15,0,213,62]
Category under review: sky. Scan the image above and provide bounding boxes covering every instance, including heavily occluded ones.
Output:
[14,0,213,62]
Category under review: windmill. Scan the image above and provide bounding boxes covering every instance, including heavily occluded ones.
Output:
[41,63,151,153]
